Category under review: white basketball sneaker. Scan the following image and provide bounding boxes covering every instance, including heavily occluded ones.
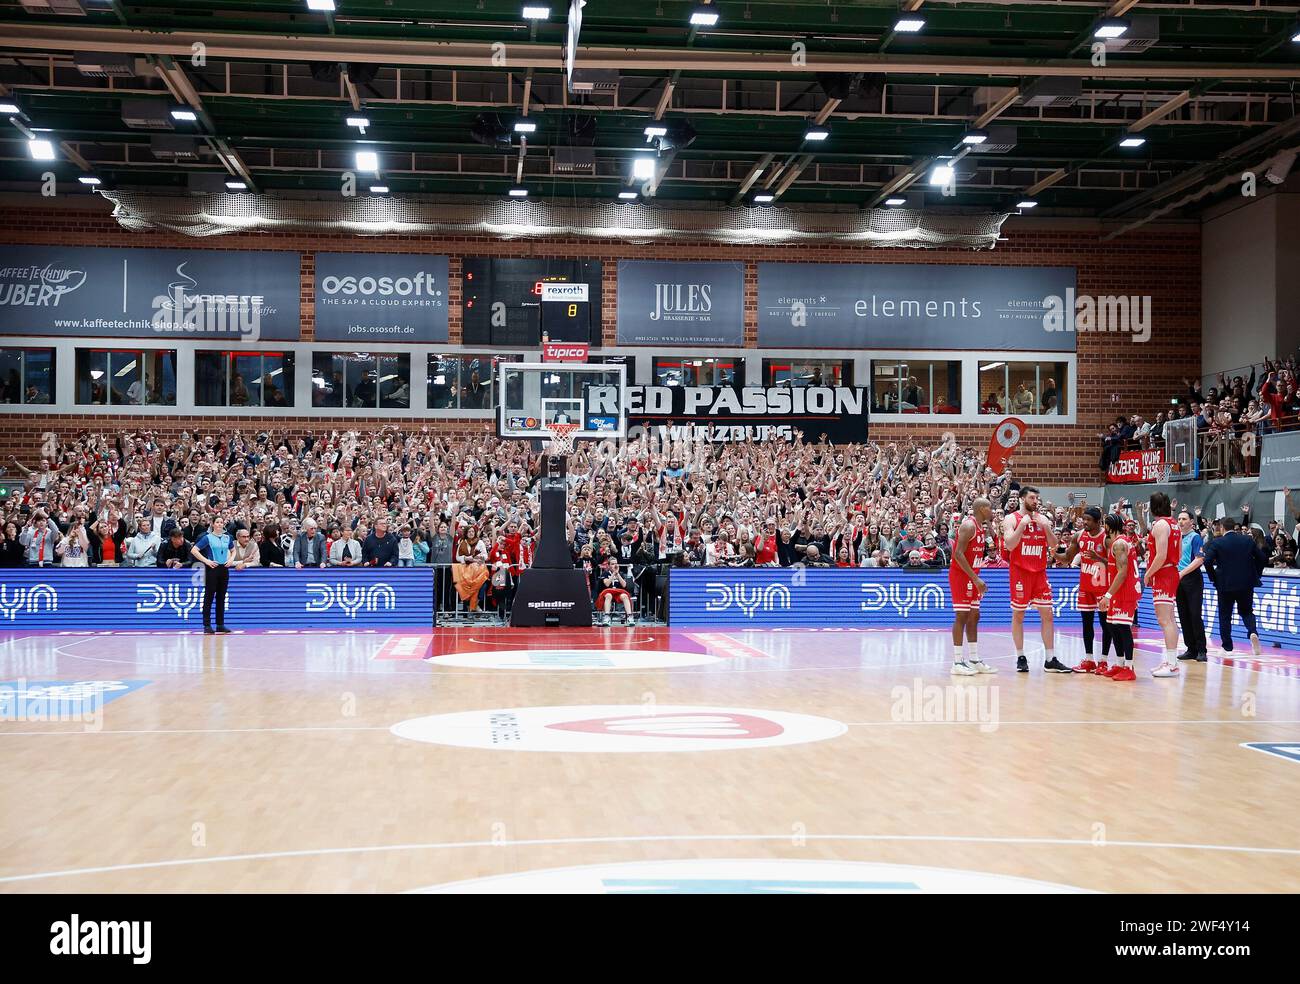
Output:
[1151,662,1180,677]
[950,661,978,676]
[968,660,998,674]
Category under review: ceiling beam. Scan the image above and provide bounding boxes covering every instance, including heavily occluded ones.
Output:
[4,26,1300,80]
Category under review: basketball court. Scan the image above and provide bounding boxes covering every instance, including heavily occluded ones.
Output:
[3,624,1298,894]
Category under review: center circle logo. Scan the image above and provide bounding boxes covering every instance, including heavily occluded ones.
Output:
[430,649,723,671]
[390,705,846,752]
[410,859,1090,894]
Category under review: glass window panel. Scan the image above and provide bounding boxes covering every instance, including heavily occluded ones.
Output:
[24,349,53,404]
[75,349,108,405]
[109,351,141,406]
[378,354,410,409]
[263,353,293,408]
[0,350,20,405]
[871,359,960,414]
[458,355,491,409]
[312,352,344,408]
[427,355,458,410]
[195,351,227,407]
[653,357,743,387]
[345,354,376,408]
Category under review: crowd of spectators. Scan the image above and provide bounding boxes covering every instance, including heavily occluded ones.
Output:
[1100,353,1300,477]
[3,425,1297,618]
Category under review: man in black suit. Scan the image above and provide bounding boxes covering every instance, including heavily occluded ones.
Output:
[1202,518,1269,655]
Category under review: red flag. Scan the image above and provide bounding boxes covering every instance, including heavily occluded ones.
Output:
[986,417,1027,475]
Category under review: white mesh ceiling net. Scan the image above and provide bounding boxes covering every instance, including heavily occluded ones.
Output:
[100,191,1009,249]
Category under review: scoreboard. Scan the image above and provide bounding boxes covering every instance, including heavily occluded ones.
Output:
[462,258,601,346]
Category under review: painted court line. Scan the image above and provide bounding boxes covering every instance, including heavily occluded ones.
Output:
[2,832,1299,885]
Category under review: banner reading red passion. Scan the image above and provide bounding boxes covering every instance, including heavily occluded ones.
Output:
[1108,449,1164,484]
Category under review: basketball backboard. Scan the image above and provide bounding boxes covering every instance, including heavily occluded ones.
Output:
[497,362,627,440]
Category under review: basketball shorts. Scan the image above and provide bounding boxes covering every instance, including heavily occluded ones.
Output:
[1009,566,1053,611]
[1077,589,1106,612]
[949,571,981,612]
[1103,591,1138,625]
[1151,567,1179,606]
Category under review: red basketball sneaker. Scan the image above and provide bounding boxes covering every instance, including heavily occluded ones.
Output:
[1077,659,1099,674]
[1109,666,1137,681]
[1093,660,1110,676]
[1100,662,1124,678]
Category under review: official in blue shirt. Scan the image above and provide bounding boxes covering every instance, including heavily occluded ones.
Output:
[190,516,233,634]
[1174,509,1207,662]
[1202,517,1269,655]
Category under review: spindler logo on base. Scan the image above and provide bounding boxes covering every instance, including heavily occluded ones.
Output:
[528,600,576,610]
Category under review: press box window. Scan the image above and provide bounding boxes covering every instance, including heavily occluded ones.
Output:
[0,348,54,404]
[653,357,744,388]
[870,360,960,414]
[763,359,851,388]
[196,351,295,408]
[75,349,176,406]
[979,361,1068,415]
[312,352,410,409]
[427,353,522,410]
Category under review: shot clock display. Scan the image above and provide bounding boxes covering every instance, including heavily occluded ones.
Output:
[462,258,601,346]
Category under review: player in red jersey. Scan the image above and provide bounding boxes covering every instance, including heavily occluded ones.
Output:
[1143,492,1183,677]
[1065,506,1113,674]
[1098,513,1138,681]
[1002,486,1073,674]
[949,497,996,675]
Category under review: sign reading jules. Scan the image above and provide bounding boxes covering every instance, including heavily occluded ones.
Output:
[0,245,299,339]
[314,252,449,342]
[616,260,744,346]
[757,262,1076,351]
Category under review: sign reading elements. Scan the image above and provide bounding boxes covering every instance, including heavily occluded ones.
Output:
[668,567,1300,648]
[414,859,1089,894]
[616,260,745,346]
[1258,430,1300,492]
[391,705,847,753]
[628,384,868,444]
[0,568,432,629]
[757,262,1077,351]
[0,245,300,339]
[313,253,449,342]
[1108,448,1165,484]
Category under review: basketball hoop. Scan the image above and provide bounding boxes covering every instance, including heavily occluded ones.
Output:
[545,421,579,457]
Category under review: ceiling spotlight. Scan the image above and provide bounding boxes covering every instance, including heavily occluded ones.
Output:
[225,180,247,190]
[1119,135,1146,148]
[884,197,907,206]
[514,118,537,134]
[306,0,336,11]
[929,162,955,186]
[0,102,22,116]
[617,190,638,200]
[804,127,830,142]
[632,155,656,180]
[346,116,370,129]
[753,194,775,203]
[1093,17,1130,39]
[355,149,379,172]
[522,5,551,18]
[1017,200,1038,209]
[893,17,926,33]
[1265,150,1296,185]
[78,175,102,186]
[369,184,390,193]
[508,187,529,197]
[28,139,56,161]
[170,108,197,122]
[961,130,988,145]
[689,6,720,27]
[643,124,668,139]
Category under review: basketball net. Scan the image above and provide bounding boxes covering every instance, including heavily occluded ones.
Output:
[545,421,579,457]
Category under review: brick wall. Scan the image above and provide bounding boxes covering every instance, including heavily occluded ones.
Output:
[0,202,1201,484]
